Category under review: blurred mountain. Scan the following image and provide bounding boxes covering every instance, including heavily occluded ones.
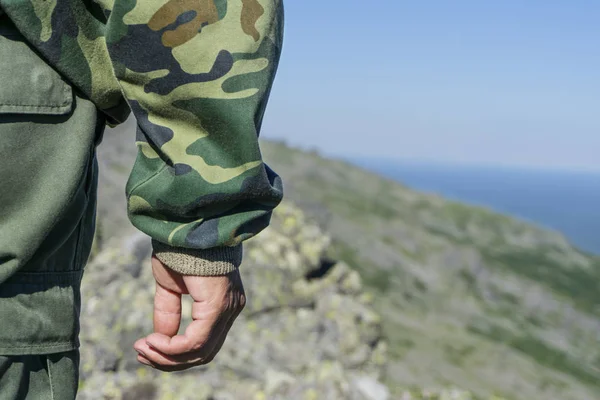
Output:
[260,141,600,400]
[82,123,389,400]
[82,125,600,400]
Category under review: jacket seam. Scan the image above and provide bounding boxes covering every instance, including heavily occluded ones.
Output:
[0,342,77,351]
[4,270,83,286]
[8,271,82,275]
[73,148,96,270]
[126,163,168,204]
[0,102,70,108]
[47,356,56,400]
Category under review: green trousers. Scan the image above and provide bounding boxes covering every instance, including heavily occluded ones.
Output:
[0,352,79,400]
[0,16,104,399]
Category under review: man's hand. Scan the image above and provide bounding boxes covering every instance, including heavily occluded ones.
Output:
[133,255,245,371]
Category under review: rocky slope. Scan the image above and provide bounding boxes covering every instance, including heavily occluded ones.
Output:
[89,123,600,399]
[260,141,600,400]
[80,201,388,400]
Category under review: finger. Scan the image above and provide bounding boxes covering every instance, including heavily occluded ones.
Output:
[151,255,188,294]
[146,290,231,356]
[139,358,197,372]
[153,281,182,337]
[136,354,154,367]
[136,314,231,367]
[137,353,184,372]
[145,305,226,357]
[133,337,149,354]
[151,302,242,367]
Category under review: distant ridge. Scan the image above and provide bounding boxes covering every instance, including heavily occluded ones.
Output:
[351,157,600,255]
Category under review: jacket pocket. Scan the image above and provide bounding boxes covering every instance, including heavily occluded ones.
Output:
[0,25,73,116]
[0,20,96,282]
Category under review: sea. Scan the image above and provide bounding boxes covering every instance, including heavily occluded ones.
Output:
[353,159,600,256]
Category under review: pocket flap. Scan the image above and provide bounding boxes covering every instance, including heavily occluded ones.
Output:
[0,33,73,115]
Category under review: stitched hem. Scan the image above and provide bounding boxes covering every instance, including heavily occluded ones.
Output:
[0,79,73,116]
[0,103,72,115]
[0,341,78,356]
[0,101,71,108]
[3,270,83,285]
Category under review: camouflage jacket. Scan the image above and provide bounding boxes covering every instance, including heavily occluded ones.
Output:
[0,0,284,275]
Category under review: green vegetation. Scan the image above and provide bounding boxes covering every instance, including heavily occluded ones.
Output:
[329,240,393,293]
[480,247,600,315]
[444,343,476,367]
[261,140,600,400]
[468,323,600,387]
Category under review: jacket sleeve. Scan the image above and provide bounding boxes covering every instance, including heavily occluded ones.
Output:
[103,0,284,275]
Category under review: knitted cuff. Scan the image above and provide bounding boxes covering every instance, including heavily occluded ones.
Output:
[152,240,243,276]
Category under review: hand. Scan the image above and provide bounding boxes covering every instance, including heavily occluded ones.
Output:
[133,254,246,371]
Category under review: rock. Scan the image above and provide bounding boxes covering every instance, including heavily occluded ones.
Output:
[265,369,296,395]
[352,375,390,400]
[121,232,152,277]
[78,201,388,400]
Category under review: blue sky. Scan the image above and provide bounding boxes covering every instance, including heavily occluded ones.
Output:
[260,1,600,171]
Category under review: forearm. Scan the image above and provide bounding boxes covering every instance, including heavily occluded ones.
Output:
[105,0,284,274]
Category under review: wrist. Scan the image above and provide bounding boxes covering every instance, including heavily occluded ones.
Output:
[152,240,243,276]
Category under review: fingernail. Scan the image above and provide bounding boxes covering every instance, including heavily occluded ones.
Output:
[137,350,147,358]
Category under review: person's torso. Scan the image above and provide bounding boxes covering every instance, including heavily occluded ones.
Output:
[0,7,108,354]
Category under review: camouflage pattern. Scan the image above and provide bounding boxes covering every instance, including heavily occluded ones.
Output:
[1,0,284,254]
